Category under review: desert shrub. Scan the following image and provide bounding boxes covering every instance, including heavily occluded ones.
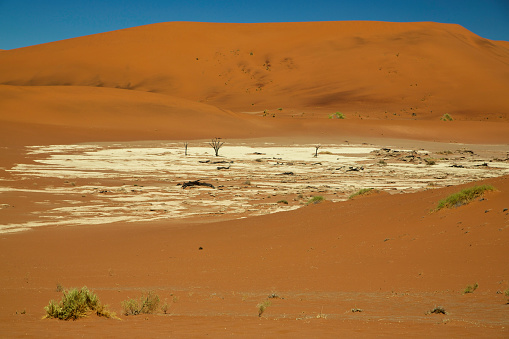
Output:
[257,300,271,317]
[351,307,363,313]
[424,158,436,166]
[121,291,160,316]
[307,196,324,205]
[463,282,479,294]
[277,200,288,204]
[328,112,345,119]
[349,188,376,200]
[436,185,494,211]
[44,286,114,320]
[440,113,453,121]
[161,301,170,314]
[426,306,447,315]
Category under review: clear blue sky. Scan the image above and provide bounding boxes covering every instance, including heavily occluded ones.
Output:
[1,0,508,50]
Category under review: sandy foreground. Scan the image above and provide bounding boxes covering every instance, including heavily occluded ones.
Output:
[0,21,509,337]
[1,137,508,338]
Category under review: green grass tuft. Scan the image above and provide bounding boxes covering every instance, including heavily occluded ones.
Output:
[44,286,115,320]
[257,300,271,317]
[349,188,376,200]
[307,196,324,205]
[121,291,160,316]
[440,113,453,121]
[435,185,495,211]
[328,112,345,119]
[463,282,479,294]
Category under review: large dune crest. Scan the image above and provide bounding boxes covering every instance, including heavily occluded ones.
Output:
[1,21,508,119]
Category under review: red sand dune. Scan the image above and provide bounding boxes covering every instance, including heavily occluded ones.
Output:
[1,21,509,337]
[1,21,509,146]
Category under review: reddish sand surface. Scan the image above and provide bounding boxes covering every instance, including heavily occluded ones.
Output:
[1,21,509,337]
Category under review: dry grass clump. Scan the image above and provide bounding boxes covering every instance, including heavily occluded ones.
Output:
[435,185,494,211]
[463,282,479,294]
[426,306,447,315]
[307,196,324,205]
[328,112,345,119]
[257,300,271,317]
[349,188,377,199]
[44,286,116,320]
[440,113,453,121]
[121,291,160,316]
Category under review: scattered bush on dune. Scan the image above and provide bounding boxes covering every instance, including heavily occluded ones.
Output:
[349,188,377,200]
[44,286,116,320]
[426,306,447,315]
[257,300,271,317]
[440,113,453,121]
[328,112,345,119]
[463,282,479,294]
[435,185,495,211]
[307,196,324,205]
[121,290,160,316]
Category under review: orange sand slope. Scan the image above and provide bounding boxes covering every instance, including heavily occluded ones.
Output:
[0,176,508,337]
[1,21,509,146]
[0,21,508,117]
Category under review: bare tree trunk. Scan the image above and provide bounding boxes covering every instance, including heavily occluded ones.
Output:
[314,145,321,157]
[184,142,188,156]
[209,138,224,156]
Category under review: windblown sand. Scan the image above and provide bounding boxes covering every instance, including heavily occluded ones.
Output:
[0,21,508,337]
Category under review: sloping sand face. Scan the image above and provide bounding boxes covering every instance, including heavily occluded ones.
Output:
[2,140,508,233]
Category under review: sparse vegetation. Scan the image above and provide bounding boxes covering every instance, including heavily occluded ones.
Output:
[257,300,271,317]
[435,185,495,211]
[121,291,160,316]
[56,283,64,292]
[426,306,447,315]
[424,158,436,166]
[209,138,224,157]
[44,286,115,320]
[161,300,169,314]
[307,196,324,205]
[328,112,345,119]
[463,282,479,294]
[440,113,453,121]
[277,200,288,204]
[351,307,363,313]
[316,306,327,319]
[504,288,509,304]
[349,188,376,199]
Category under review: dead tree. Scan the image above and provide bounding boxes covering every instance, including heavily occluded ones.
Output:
[182,180,215,189]
[314,145,321,158]
[209,138,224,156]
[184,142,188,156]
